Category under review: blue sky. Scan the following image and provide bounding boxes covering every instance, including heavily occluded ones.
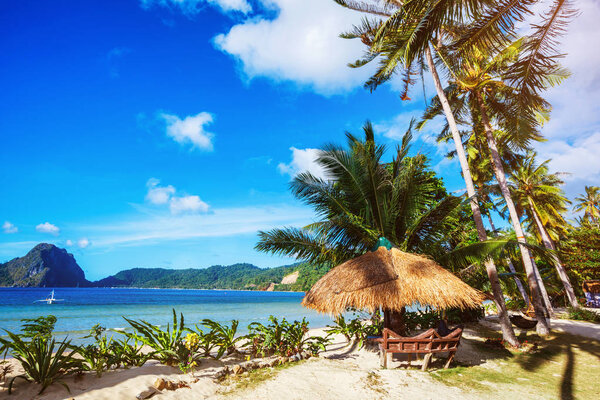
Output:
[1,0,599,280]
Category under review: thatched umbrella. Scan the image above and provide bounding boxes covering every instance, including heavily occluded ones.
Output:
[302,246,485,333]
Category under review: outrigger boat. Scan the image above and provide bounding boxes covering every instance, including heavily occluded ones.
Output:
[34,290,64,304]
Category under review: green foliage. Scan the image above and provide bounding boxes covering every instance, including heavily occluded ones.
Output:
[195,319,243,360]
[245,316,329,358]
[1,330,81,395]
[561,307,600,324]
[123,309,186,366]
[74,324,152,376]
[505,297,527,311]
[20,315,57,341]
[559,225,600,284]
[256,122,506,272]
[404,309,439,334]
[325,313,382,348]
[96,263,298,290]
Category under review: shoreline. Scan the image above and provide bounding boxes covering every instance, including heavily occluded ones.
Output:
[0,287,306,293]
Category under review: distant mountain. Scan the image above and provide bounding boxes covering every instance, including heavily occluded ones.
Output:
[0,243,90,287]
[0,243,330,291]
[92,264,295,290]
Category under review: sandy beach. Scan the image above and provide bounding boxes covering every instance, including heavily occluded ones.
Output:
[2,319,598,400]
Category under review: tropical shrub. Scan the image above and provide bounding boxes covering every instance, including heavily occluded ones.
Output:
[20,315,57,341]
[123,309,187,366]
[1,331,81,395]
[325,314,382,348]
[245,316,329,357]
[196,319,243,360]
[559,225,600,287]
[561,306,600,324]
[74,324,116,376]
[112,337,152,368]
[404,309,439,334]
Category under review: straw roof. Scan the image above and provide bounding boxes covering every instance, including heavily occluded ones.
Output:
[302,247,485,315]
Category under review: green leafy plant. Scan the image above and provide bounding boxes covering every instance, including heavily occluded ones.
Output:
[20,315,57,341]
[112,337,153,368]
[325,313,382,348]
[404,308,439,334]
[74,324,115,376]
[123,309,186,366]
[1,331,81,395]
[178,332,202,373]
[197,319,243,360]
[561,306,600,323]
[246,316,329,357]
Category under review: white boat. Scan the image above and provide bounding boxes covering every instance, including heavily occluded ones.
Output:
[34,290,64,304]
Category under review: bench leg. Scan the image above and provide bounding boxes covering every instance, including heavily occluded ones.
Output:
[380,348,387,368]
[407,353,412,368]
[421,353,432,371]
[444,352,456,369]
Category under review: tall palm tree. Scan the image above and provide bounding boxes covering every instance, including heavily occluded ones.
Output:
[419,38,555,327]
[508,154,578,307]
[574,186,600,225]
[333,0,521,344]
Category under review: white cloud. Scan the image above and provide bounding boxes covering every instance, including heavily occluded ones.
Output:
[278,147,327,180]
[146,178,176,205]
[36,222,60,236]
[160,112,215,150]
[539,0,600,139]
[65,239,73,246]
[207,0,251,14]
[214,0,375,95]
[77,238,91,248]
[539,132,600,182]
[140,0,251,15]
[2,221,18,234]
[169,195,210,214]
[143,179,209,214]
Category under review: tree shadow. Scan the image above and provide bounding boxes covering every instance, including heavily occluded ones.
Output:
[560,344,574,400]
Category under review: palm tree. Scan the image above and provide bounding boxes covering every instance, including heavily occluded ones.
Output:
[419,39,560,324]
[257,122,511,265]
[574,186,600,225]
[333,0,521,344]
[508,154,578,307]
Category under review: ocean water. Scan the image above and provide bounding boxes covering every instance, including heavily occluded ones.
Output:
[0,288,335,344]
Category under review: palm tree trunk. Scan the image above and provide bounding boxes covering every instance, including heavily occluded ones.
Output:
[486,214,530,306]
[475,92,550,335]
[528,198,578,307]
[425,46,519,346]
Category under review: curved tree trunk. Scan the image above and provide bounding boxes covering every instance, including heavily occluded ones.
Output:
[487,214,531,305]
[425,46,519,346]
[528,198,579,307]
[475,93,550,335]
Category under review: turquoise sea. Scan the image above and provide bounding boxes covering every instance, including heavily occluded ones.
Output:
[0,288,334,344]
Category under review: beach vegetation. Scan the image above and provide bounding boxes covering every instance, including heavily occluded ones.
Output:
[123,308,187,366]
[325,314,382,347]
[245,316,329,358]
[1,330,80,395]
[560,307,600,324]
[19,315,57,341]
[195,319,244,360]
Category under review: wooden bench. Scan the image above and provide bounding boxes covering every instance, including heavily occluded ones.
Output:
[378,327,463,370]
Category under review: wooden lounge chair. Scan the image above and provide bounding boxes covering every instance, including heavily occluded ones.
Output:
[378,327,463,370]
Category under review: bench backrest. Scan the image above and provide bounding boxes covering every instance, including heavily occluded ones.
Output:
[381,327,463,353]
